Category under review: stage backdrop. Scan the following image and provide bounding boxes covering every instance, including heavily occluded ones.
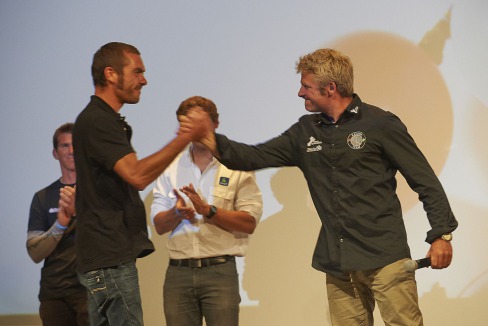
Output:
[1,1,487,325]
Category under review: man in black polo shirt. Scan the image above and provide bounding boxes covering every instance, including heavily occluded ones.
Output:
[27,122,88,326]
[73,42,208,326]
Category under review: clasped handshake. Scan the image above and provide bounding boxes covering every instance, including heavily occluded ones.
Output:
[177,107,216,152]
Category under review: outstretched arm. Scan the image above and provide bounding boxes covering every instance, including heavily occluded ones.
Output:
[115,108,211,190]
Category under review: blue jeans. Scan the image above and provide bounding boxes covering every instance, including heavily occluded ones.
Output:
[78,261,144,326]
[163,259,241,326]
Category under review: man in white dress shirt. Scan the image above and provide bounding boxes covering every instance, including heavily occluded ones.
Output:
[151,96,263,326]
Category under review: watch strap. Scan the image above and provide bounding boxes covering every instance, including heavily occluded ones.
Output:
[206,205,217,219]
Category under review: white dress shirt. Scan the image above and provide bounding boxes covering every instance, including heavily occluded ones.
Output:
[151,146,263,259]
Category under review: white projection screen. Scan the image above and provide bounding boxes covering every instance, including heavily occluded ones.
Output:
[1,1,487,325]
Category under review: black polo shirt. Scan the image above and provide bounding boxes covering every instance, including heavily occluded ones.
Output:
[215,94,457,278]
[73,96,154,273]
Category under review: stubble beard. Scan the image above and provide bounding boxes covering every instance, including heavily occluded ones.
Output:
[116,76,141,104]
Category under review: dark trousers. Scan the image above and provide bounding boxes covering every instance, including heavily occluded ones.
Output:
[39,290,89,326]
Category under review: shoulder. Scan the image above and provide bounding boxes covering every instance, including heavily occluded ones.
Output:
[75,97,117,129]
[360,102,389,117]
[285,114,319,134]
[359,102,405,128]
[31,180,62,209]
[34,179,62,196]
[297,114,319,124]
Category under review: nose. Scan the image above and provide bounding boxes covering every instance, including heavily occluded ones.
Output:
[141,74,148,86]
[298,86,305,98]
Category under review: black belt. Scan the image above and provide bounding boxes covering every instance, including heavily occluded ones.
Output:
[169,255,235,268]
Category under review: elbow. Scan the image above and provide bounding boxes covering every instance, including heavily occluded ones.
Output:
[28,252,43,264]
[153,219,170,235]
[246,228,255,235]
[26,243,43,263]
[154,225,165,235]
[245,219,257,235]
[133,183,146,191]
[153,214,168,235]
[126,177,148,191]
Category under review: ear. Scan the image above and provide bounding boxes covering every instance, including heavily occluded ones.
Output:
[52,148,59,160]
[327,82,336,96]
[213,119,220,130]
[104,66,118,85]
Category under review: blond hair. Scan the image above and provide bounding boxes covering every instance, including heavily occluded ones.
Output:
[296,48,354,97]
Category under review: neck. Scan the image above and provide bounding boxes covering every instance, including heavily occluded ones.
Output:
[323,96,353,122]
[191,143,213,172]
[95,88,123,112]
[60,170,76,185]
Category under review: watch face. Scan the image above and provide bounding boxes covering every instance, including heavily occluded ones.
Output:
[441,233,452,241]
[207,205,217,218]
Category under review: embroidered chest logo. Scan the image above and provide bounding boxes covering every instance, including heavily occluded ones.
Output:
[307,136,323,152]
[219,177,230,186]
[347,131,366,149]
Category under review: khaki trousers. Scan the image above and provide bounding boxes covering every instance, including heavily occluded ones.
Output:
[326,258,423,326]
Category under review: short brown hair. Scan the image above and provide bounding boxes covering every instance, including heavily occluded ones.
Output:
[91,42,141,87]
[177,96,219,123]
[53,123,74,149]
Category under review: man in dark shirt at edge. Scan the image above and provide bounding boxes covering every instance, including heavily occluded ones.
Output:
[182,48,458,326]
[27,123,88,326]
[73,42,209,326]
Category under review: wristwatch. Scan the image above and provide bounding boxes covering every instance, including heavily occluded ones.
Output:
[440,233,453,242]
[206,205,217,219]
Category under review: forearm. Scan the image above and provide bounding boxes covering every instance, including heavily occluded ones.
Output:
[26,222,65,263]
[115,135,191,190]
[199,132,220,159]
[153,208,183,235]
[210,209,257,234]
[382,114,458,242]
[215,133,294,171]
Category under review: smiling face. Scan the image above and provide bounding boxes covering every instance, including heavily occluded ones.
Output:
[114,52,148,105]
[298,72,330,113]
[53,132,75,173]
